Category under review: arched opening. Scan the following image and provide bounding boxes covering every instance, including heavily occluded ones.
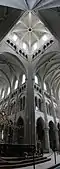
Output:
[0,113,4,142]
[35,96,37,107]
[35,96,38,110]
[23,96,25,110]
[4,119,13,144]
[8,120,13,144]
[44,82,47,91]
[36,117,45,149]
[39,98,41,111]
[20,98,23,111]
[17,117,24,144]
[22,74,26,84]
[57,123,60,146]
[49,121,56,150]
[35,75,38,84]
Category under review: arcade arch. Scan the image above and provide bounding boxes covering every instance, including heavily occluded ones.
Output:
[49,121,56,150]
[36,117,45,148]
[17,116,24,144]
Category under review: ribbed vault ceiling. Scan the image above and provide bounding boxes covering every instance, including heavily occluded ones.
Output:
[36,51,60,95]
[7,11,51,54]
[0,52,25,100]
[0,0,60,10]
[0,1,60,102]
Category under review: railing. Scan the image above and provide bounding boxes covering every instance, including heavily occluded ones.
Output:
[48,163,60,169]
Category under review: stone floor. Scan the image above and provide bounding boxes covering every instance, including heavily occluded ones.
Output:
[16,152,60,169]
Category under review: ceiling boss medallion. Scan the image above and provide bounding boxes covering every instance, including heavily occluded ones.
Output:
[7,10,51,55]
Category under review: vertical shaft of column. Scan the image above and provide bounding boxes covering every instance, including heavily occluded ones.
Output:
[13,85,19,143]
[7,86,12,143]
[26,63,35,145]
[14,86,19,123]
[49,85,59,150]
[41,78,50,151]
[8,86,11,116]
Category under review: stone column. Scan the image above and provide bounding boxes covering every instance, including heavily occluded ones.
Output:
[49,85,59,150]
[14,87,19,123]
[41,78,50,151]
[7,85,12,116]
[13,85,19,143]
[25,63,35,145]
[7,86,12,143]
